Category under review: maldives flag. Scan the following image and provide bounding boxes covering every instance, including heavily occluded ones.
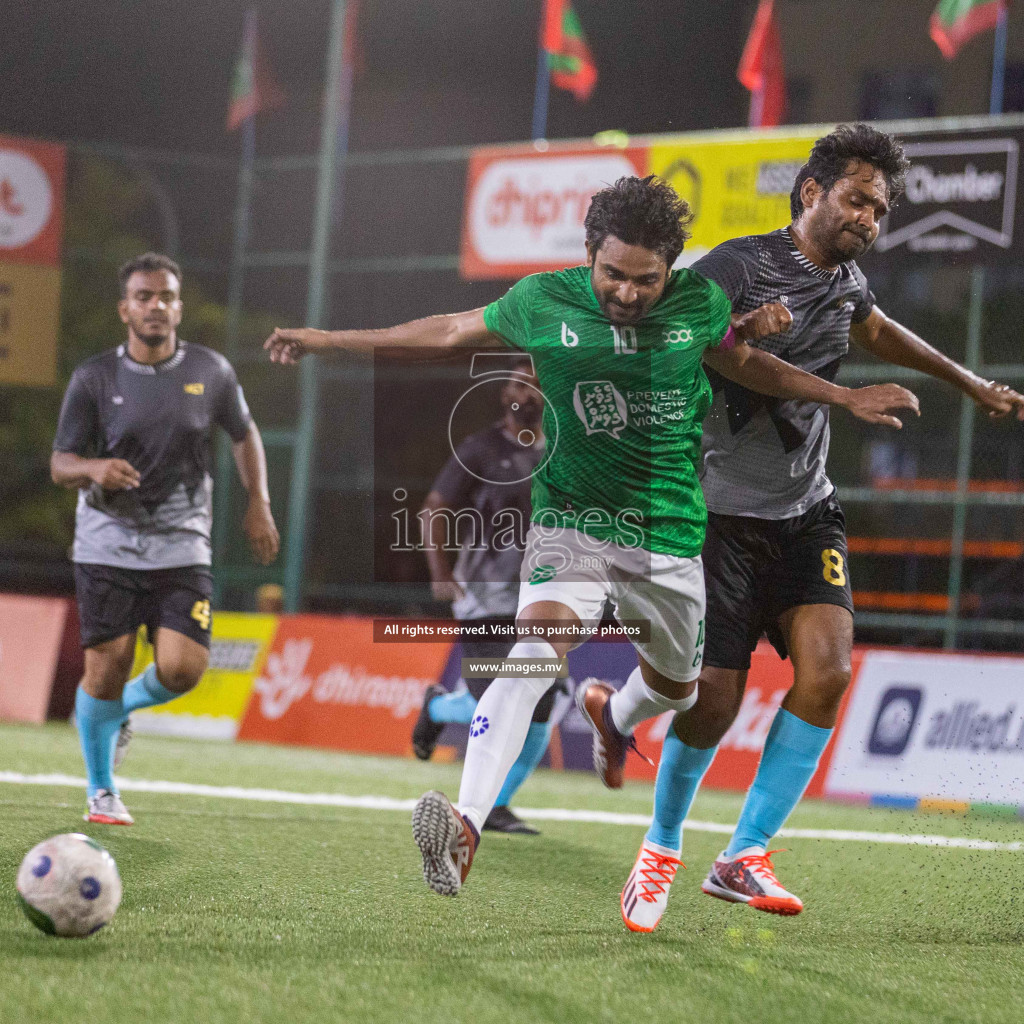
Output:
[737,0,786,128]
[543,0,598,101]
[930,0,1006,59]
[226,9,286,131]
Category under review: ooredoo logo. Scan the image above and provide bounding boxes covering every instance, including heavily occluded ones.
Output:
[0,151,53,250]
[868,686,923,756]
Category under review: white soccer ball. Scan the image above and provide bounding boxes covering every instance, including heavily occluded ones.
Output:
[16,833,122,937]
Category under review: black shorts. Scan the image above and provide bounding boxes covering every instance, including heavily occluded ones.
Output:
[74,563,214,650]
[461,616,559,724]
[703,493,854,670]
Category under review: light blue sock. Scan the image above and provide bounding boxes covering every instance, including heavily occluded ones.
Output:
[75,688,125,798]
[428,689,477,725]
[122,663,179,715]
[725,708,832,857]
[495,721,551,806]
[645,724,717,852]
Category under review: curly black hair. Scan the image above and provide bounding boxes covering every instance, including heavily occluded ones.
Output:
[118,252,182,297]
[584,175,693,268]
[790,123,910,221]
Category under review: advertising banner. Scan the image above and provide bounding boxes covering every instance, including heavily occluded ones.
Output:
[237,616,454,755]
[0,595,68,724]
[0,133,65,387]
[130,612,280,740]
[460,146,649,279]
[648,132,817,265]
[868,125,1023,266]
[825,650,1024,807]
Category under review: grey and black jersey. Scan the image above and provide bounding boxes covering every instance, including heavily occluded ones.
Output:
[53,340,252,569]
[431,424,544,620]
[692,227,874,519]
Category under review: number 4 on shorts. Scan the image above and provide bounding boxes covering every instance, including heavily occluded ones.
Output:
[190,599,211,631]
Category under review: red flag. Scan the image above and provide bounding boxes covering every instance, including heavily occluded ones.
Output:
[737,0,786,128]
[930,0,1005,60]
[226,10,285,131]
[542,0,598,102]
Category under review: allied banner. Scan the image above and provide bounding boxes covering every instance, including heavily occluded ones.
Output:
[237,616,453,755]
[460,146,649,279]
[0,133,65,387]
[825,650,1024,807]
[0,595,69,724]
[130,612,279,740]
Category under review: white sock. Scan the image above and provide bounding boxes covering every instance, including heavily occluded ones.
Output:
[456,640,558,832]
[609,666,698,736]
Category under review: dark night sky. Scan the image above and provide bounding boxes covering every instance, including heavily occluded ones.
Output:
[2,1,753,156]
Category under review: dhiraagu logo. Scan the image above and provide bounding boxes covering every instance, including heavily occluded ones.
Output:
[663,326,695,347]
[529,564,558,584]
[573,381,628,438]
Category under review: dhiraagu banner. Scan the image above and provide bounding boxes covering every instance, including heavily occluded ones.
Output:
[648,132,817,265]
[129,613,280,740]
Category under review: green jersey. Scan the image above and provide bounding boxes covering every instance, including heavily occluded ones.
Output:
[483,264,732,558]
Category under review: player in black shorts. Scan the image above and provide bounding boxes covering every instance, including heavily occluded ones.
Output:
[634,124,1024,925]
[51,252,280,826]
[410,358,562,834]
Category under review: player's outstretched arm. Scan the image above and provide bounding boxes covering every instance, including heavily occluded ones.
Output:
[704,302,920,429]
[851,307,1024,421]
[231,423,280,566]
[50,452,140,490]
[264,308,500,364]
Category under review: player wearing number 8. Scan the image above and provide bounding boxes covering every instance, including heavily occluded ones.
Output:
[51,253,280,826]
[636,124,1024,928]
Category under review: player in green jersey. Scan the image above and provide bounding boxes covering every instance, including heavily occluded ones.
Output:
[264,175,915,898]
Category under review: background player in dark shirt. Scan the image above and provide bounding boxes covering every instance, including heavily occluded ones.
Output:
[52,252,280,826]
[411,358,560,834]
[636,125,1024,925]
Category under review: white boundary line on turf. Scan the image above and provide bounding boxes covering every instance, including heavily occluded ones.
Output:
[1,771,1021,852]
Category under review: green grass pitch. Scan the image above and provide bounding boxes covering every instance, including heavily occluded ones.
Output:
[1,722,1022,1024]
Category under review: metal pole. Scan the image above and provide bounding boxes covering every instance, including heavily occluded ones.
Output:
[944,267,985,649]
[283,0,348,612]
[213,75,259,607]
[532,48,551,140]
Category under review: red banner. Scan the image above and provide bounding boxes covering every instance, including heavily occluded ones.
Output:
[0,134,66,266]
[460,145,649,280]
[237,615,453,755]
[624,645,865,795]
[0,595,69,724]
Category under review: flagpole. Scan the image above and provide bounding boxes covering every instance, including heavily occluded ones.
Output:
[990,0,1008,115]
[214,8,259,602]
[283,0,348,612]
[532,46,551,140]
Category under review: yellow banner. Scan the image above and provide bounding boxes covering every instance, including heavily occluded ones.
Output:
[130,613,280,739]
[649,133,818,265]
[0,261,60,386]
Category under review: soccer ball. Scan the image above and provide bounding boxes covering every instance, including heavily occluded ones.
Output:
[16,833,122,937]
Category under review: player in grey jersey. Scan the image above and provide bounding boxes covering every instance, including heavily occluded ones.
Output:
[51,252,280,826]
[624,124,1024,931]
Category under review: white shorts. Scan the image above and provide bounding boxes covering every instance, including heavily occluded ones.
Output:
[516,526,706,683]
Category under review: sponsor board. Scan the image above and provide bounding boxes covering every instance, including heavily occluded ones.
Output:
[460,146,648,279]
[648,133,816,266]
[237,616,453,755]
[872,131,1021,262]
[0,135,65,265]
[825,650,1024,806]
[0,595,68,724]
[130,613,279,740]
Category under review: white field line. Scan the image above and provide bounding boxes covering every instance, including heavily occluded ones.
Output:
[1,771,1021,852]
